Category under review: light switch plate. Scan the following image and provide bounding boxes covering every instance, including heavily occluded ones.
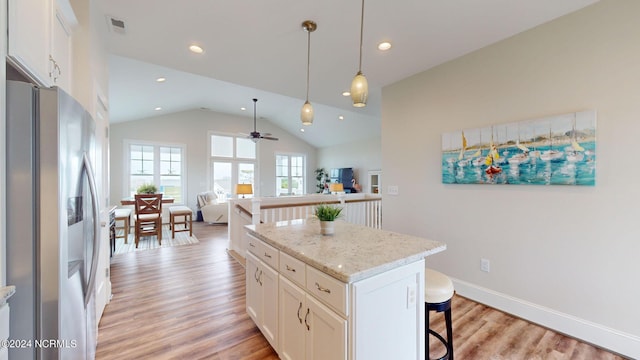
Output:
[388,185,399,195]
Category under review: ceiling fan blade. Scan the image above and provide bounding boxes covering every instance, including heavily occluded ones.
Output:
[261,135,279,141]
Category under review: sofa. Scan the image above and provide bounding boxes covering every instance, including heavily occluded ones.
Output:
[197,191,228,224]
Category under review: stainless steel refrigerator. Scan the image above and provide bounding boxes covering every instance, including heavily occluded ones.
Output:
[6,80,100,359]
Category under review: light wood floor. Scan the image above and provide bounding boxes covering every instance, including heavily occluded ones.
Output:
[96,222,627,360]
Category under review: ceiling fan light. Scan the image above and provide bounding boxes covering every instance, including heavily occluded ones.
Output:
[301,101,314,125]
[350,71,368,107]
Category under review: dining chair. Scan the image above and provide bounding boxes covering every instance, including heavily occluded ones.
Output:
[134,193,163,248]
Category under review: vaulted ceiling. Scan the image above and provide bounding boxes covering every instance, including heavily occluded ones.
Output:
[97,0,599,148]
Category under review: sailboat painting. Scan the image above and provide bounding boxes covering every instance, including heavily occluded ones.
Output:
[442,110,596,185]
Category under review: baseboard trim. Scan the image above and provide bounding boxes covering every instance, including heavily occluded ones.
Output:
[226,249,245,268]
[452,278,640,359]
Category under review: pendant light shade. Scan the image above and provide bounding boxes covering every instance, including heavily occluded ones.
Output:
[301,20,317,125]
[350,71,368,107]
[351,0,368,107]
[301,100,314,125]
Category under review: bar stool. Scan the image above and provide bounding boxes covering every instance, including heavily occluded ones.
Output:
[169,206,193,238]
[114,208,132,244]
[425,268,454,360]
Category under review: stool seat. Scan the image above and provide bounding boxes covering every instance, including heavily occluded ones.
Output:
[114,208,132,244]
[115,208,132,218]
[425,268,454,360]
[425,268,454,304]
[169,206,193,239]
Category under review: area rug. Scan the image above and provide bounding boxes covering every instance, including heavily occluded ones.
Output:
[114,224,199,255]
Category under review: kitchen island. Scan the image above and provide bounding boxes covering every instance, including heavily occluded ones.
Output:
[245,218,446,360]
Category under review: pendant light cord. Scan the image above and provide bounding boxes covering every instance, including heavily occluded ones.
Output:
[358,0,365,72]
[306,30,311,101]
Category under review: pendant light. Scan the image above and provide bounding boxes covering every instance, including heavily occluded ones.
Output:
[301,20,317,126]
[351,0,368,107]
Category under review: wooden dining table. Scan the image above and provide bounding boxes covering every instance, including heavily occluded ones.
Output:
[120,197,175,206]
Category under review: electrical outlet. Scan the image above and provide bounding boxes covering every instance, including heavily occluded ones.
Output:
[481,258,490,272]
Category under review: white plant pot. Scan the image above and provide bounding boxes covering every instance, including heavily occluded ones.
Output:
[320,220,335,235]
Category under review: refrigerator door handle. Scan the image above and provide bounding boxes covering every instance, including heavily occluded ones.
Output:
[83,152,101,307]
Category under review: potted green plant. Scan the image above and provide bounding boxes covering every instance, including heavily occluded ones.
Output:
[314,168,328,193]
[136,183,158,194]
[315,203,343,235]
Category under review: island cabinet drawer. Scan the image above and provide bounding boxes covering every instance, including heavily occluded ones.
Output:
[306,266,348,317]
[247,234,279,269]
[279,252,306,287]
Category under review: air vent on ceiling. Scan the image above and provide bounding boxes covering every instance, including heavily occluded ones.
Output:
[107,16,126,34]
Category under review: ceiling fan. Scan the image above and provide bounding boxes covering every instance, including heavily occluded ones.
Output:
[245,98,278,142]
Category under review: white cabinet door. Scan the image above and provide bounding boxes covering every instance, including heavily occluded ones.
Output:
[51,5,72,91]
[279,277,306,360]
[245,252,261,324]
[246,251,279,352]
[260,263,279,351]
[306,294,347,360]
[7,0,52,86]
[94,220,111,324]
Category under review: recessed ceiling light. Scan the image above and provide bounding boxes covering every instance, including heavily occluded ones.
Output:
[156,77,166,82]
[240,107,246,111]
[155,107,162,111]
[378,41,392,51]
[189,44,204,54]
[338,115,344,120]
[300,128,305,132]
[342,91,350,97]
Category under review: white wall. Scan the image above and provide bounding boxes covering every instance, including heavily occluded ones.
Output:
[109,109,318,210]
[382,0,640,357]
[1,0,7,285]
[318,136,381,193]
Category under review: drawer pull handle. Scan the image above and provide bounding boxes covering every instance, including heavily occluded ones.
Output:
[286,265,296,272]
[297,302,303,324]
[304,308,310,330]
[315,282,331,294]
[249,242,256,247]
[264,252,272,258]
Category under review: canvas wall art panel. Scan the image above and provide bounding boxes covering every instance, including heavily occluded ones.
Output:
[441,110,596,185]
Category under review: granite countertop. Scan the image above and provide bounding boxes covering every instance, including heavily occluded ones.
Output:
[245,218,446,283]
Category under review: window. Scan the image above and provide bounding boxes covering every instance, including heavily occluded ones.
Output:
[276,154,305,196]
[210,134,256,199]
[126,142,186,203]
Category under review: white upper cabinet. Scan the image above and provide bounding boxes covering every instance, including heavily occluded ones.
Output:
[51,4,73,91]
[7,0,74,91]
[7,0,52,85]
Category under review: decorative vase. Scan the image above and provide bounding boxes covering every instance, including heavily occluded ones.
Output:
[319,220,335,236]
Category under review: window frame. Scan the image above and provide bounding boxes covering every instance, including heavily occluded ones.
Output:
[208,132,258,199]
[123,139,187,203]
[275,152,306,196]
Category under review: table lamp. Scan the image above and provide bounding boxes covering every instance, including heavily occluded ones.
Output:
[235,184,253,198]
[329,183,344,194]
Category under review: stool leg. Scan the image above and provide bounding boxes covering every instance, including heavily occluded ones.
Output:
[445,307,453,360]
[171,214,176,239]
[425,303,430,360]
[124,217,129,243]
[188,213,192,237]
